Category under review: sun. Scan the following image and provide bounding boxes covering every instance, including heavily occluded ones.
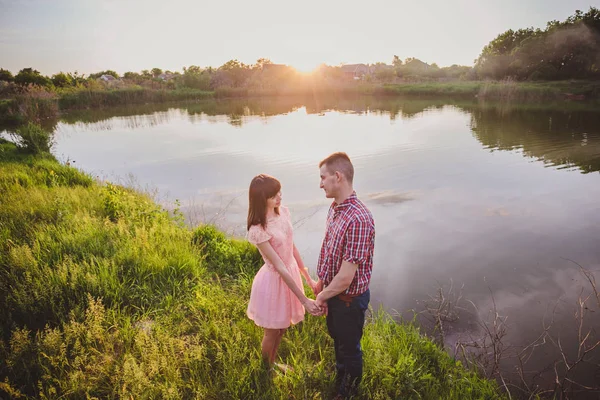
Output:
[291,61,319,74]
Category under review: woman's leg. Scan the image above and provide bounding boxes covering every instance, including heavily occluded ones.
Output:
[271,328,287,362]
[262,328,281,365]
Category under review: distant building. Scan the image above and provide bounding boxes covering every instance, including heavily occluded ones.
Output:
[99,74,116,82]
[157,73,176,81]
[403,59,432,71]
[340,64,370,80]
[369,64,394,74]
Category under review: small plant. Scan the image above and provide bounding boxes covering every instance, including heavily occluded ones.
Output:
[192,224,262,277]
[102,183,125,222]
[10,122,54,154]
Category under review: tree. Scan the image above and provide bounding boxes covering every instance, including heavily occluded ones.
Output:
[216,60,252,88]
[123,71,140,79]
[392,55,403,67]
[151,68,163,77]
[218,59,248,71]
[475,7,600,80]
[51,72,73,87]
[88,70,119,79]
[68,71,87,86]
[0,68,14,82]
[14,68,51,86]
[254,58,273,69]
[182,65,211,90]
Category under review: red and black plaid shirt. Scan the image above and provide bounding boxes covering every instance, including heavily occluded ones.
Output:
[317,192,375,295]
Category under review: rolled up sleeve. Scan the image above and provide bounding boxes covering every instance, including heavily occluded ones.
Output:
[342,219,373,265]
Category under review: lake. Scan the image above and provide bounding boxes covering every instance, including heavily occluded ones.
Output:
[43,96,600,391]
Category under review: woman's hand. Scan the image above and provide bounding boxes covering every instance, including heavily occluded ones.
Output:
[312,279,323,296]
[308,277,318,293]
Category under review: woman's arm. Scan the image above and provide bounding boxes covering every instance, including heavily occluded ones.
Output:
[293,243,317,291]
[256,241,320,314]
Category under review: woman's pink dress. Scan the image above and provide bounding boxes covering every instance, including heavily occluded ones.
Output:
[247,206,305,329]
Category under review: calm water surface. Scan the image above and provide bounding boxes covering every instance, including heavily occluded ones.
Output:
[50,96,600,386]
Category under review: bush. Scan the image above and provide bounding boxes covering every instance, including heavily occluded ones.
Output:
[11,122,53,154]
[192,225,262,277]
[8,86,59,127]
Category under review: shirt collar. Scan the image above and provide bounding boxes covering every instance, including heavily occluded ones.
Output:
[333,191,357,211]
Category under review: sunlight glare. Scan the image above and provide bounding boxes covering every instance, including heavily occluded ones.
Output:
[291,61,319,74]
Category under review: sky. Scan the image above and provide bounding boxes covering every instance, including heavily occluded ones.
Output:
[0,0,597,76]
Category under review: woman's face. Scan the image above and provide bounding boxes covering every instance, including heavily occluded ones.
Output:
[266,191,282,209]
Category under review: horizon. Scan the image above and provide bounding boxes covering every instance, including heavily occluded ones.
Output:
[0,0,596,76]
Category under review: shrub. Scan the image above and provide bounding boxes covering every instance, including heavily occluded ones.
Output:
[11,123,53,154]
[192,225,262,277]
[9,85,59,127]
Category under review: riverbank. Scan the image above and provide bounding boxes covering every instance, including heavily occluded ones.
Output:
[0,139,503,399]
[380,80,599,101]
[1,80,598,126]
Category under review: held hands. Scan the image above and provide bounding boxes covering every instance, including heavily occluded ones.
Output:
[302,277,326,316]
[315,293,328,316]
[303,298,326,317]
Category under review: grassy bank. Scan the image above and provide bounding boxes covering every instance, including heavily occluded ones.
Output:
[379,80,600,101]
[58,87,214,109]
[0,139,504,399]
[1,81,598,129]
[4,80,600,111]
[208,80,600,102]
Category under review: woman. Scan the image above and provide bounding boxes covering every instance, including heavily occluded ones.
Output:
[246,174,321,370]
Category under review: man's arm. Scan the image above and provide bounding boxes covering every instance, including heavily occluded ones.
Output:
[315,260,358,305]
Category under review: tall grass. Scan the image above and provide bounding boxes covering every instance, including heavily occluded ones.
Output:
[379,82,483,97]
[380,80,600,101]
[58,88,214,109]
[0,86,59,130]
[0,141,504,399]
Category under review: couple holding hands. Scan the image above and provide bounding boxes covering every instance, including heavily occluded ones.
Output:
[246,152,375,399]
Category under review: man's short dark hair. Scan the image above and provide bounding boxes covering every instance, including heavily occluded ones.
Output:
[319,152,354,184]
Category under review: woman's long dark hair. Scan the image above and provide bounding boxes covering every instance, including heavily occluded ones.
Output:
[247,174,281,230]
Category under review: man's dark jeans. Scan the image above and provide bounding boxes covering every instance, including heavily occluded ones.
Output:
[326,289,370,398]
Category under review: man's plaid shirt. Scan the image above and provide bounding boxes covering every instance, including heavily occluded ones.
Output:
[317,192,375,295]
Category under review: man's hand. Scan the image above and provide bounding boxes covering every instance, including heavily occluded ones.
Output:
[313,279,323,296]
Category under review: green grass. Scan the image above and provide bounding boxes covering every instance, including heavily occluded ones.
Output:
[380,80,600,101]
[3,81,599,130]
[58,88,214,109]
[0,140,504,399]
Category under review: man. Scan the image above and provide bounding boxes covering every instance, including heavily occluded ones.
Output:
[314,152,375,399]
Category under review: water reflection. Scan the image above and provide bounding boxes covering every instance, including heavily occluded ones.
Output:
[56,97,600,174]
[58,96,459,131]
[465,104,600,173]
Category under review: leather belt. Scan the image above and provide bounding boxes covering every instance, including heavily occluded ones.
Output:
[337,292,358,305]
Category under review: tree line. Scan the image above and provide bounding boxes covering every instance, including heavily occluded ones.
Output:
[475,7,600,80]
[0,7,598,91]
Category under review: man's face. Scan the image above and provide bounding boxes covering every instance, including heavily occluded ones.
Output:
[319,165,337,199]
